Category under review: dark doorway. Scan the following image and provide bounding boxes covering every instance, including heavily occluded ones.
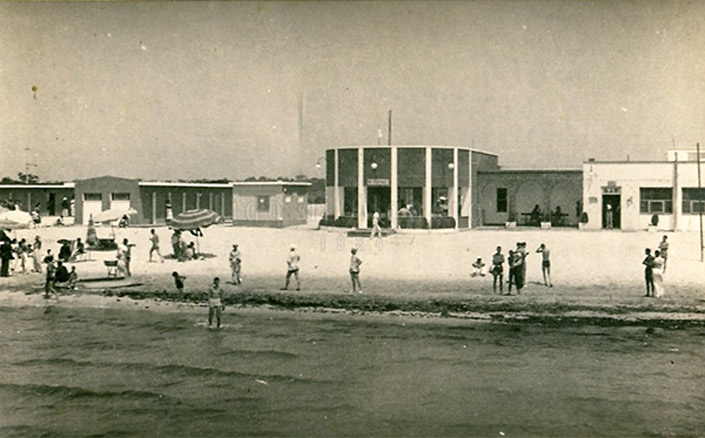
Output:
[367,186,390,226]
[47,193,56,216]
[602,195,621,229]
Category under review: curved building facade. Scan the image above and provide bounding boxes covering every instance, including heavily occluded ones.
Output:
[325,145,499,229]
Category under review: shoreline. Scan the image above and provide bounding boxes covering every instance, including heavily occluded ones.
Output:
[3,285,705,329]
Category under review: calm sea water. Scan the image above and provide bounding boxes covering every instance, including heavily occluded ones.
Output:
[0,303,703,437]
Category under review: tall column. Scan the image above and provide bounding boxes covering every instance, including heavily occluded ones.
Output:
[424,147,432,227]
[151,192,157,224]
[357,147,366,229]
[334,149,341,218]
[468,153,474,228]
[390,145,398,229]
[451,148,459,228]
[673,159,680,231]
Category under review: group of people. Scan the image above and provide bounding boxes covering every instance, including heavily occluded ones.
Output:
[643,235,669,298]
[43,252,78,297]
[170,229,200,262]
[477,242,553,295]
[0,234,46,277]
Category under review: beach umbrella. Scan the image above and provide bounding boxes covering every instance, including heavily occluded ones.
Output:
[93,207,138,223]
[0,210,33,229]
[169,209,222,231]
[170,209,223,256]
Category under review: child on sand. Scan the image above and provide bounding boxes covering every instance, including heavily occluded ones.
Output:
[471,258,486,277]
[172,271,186,292]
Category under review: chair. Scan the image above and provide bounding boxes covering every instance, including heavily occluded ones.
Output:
[104,260,118,277]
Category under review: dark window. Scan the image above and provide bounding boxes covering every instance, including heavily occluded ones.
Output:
[639,188,672,214]
[84,193,102,201]
[682,188,705,214]
[256,196,270,212]
[496,188,508,213]
[343,187,358,216]
[111,193,130,201]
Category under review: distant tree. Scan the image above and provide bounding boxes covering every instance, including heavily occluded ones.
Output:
[17,173,39,184]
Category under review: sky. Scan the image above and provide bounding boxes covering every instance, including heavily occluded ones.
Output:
[2,0,705,182]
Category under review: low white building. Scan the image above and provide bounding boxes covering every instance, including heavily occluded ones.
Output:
[582,149,705,231]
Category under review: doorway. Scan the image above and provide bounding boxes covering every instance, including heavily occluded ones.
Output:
[367,186,390,226]
[602,195,621,229]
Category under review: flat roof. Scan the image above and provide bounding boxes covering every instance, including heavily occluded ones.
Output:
[139,181,231,188]
[327,144,498,157]
[479,168,582,173]
[583,160,675,165]
[0,183,75,189]
[230,181,311,187]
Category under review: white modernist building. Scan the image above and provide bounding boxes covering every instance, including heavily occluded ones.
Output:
[582,149,705,231]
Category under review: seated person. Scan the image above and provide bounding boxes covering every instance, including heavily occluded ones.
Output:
[184,242,196,260]
[553,206,564,225]
[471,258,486,277]
[118,215,129,228]
[67,266,78,289]
[72,238,86,260]
[58,242,72,262]
[54,261,70,283]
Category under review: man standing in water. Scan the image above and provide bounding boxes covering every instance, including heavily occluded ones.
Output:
[349,248,363,294]
[281,244,301,291]
[207,277,224,329]
[536,243,553,287]
[149,229,164,263]
[658,235,669,273]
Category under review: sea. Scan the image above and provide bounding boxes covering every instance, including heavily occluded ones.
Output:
[0,303,703,437]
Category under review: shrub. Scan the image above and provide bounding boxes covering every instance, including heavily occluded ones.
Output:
[431,216,456,229]
[651,214,659,226]
[579,212,589,224]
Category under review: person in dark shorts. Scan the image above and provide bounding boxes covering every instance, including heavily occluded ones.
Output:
[281,244,301,290]
[536,243,552,287]
[208,277,224,328]
[172,271,186,292]
[642,248,655,297]
[491,246,504,294]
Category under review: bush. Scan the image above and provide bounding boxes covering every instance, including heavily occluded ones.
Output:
[334,216,357,228]
[318,215,335,227]
[651,214,659,226]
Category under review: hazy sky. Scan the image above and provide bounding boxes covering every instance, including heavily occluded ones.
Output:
[2,1,705,181]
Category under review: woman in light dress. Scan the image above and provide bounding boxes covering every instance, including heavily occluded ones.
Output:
[652,249,665,298]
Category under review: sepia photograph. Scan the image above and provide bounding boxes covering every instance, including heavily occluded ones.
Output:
[1,0,704,436]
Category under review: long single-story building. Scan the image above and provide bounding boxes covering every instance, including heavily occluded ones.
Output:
[0,176,310,228]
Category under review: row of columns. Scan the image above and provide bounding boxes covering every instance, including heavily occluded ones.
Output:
[331,146,469,229]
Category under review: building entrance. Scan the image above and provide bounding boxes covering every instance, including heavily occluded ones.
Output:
[367,187,390,226]
[602,194,621,229]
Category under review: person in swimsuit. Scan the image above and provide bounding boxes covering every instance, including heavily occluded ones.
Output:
[207,277,224,328]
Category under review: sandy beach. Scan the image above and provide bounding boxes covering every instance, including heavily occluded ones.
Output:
[2,223,704,324]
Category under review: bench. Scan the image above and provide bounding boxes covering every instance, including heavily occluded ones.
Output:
[104,260,118,277]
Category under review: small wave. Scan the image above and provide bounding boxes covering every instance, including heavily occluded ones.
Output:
[0,382,176,402]
[217,349,298,360]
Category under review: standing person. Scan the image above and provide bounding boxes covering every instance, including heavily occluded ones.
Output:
[370,211,382,238]
[207,277,224,329]
[281,244,301,291]
[506,250,515,294]
[606,204,614,229]
[44,256,56,298]
[491,246,505,294]
[18,239,29,275]
[658,235,669,273]
[652,250,665,298]
[121,239,134,276]
[32,236,42,273]
[171,230,182,261]
[642,248,655,297]
[0,238,13,277]
[349,248,363,294]
[536,243,553,287]
[229,244,242,285]
[515,242,527,292]
[149,229,164,263]
[165,200,174,223]
[61,197,70,218]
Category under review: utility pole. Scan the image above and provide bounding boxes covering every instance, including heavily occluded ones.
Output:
[698,143,703,262]
[388,109,392,146]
